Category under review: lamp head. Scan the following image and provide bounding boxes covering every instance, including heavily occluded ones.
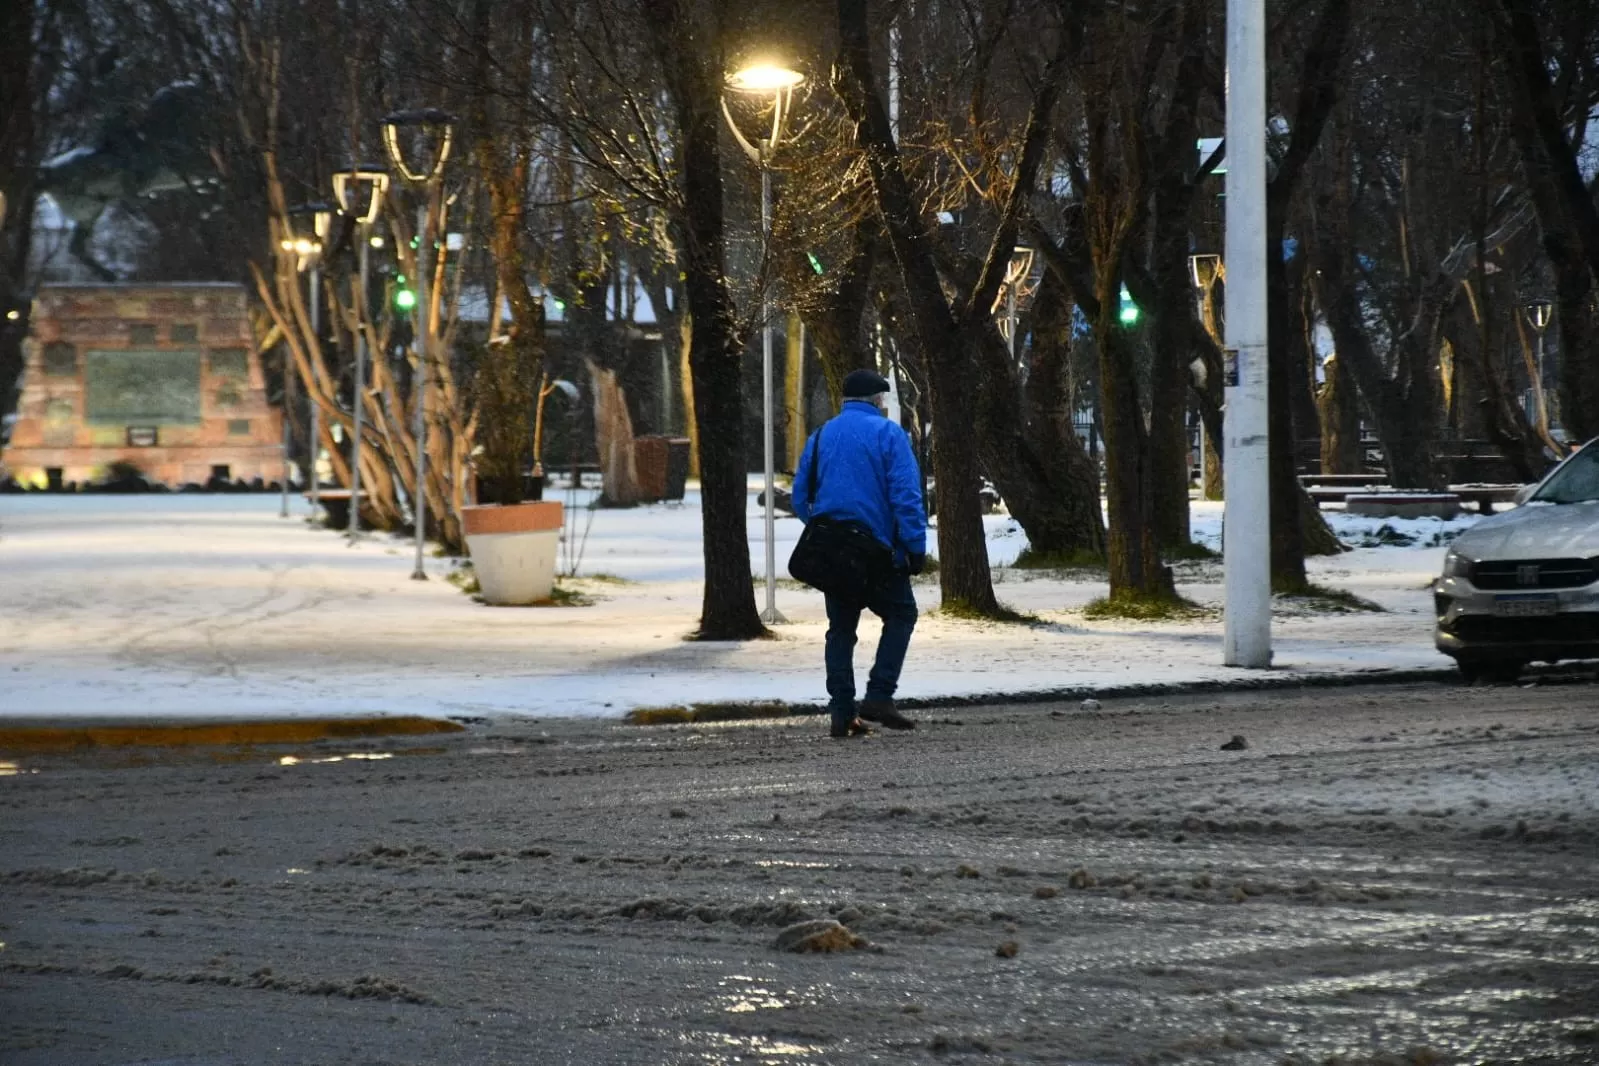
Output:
[726,61,805,93]
[1188,253,1223,291]
[333,164,390,225]
[383,108,458,185]
[1526,299,1554,332]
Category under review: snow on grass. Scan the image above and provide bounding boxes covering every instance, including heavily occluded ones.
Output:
[0,490,1474,720]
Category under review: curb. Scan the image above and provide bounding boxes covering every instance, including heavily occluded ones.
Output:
[0,716,465,754]
[893,666,1464,710]
[623,667,1464,725]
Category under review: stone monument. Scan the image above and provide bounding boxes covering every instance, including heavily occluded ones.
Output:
[2,283,281,488]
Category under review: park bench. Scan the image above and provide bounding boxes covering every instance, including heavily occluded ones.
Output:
[1346,493,1462,520]
[304,488,352,528]
[1305,481,1521,515]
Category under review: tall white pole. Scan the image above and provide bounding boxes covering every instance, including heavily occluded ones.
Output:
[760,161,783,624]
[1223,0,1272,667]
[349,236,368,539]
[280,339,292,518]
[308,264,321,521]
[412,201,429,580]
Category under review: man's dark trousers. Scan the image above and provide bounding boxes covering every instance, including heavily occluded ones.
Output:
[824,572,918,727]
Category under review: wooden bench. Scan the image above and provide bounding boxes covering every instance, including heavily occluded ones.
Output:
[1450,485,1523,515]
[304,488,352,527]
[1306,482,1523,515]
[1300,474,1393,488]
[1346,493,1462,519]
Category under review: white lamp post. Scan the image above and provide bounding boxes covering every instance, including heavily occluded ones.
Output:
[281,202,335,521]
[1223,0,1272,668]
[383,108,457,582]
[1524,299,1554,430]
[724,59,805,626]
[332,164,390,539]
[1189,253,1224,493]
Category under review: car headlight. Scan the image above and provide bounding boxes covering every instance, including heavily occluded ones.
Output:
[1442,549,1475,579]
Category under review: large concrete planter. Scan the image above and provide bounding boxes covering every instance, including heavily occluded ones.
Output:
[461,501,563,605]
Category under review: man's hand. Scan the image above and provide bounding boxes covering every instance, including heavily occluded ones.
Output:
[906,552,927,575]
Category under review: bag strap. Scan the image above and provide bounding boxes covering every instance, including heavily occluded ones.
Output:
[807,425,823,504]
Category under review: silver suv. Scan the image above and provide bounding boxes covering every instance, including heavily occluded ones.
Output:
[1434,439,1599,682]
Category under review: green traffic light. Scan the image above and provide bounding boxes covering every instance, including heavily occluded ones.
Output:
[1118,284,1139,325]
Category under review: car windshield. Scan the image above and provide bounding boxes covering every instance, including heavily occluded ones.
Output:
[1530,444,1599,504]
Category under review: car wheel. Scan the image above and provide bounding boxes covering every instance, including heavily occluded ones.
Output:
[1456,656,1525,684]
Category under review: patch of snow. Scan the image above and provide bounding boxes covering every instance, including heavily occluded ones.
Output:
[0,491,1469,720]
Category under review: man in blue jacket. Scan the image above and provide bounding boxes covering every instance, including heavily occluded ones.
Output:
[792,368,927,738]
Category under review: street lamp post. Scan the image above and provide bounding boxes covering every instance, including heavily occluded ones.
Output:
[1188,253,1223,495]
[1525,300,1554,431]
[281,202,335,521]
[1223,0,1272,668]
[724,60,805,626]
[383,108,457,582]
[333,164,390,540]
[994,246,1034,361]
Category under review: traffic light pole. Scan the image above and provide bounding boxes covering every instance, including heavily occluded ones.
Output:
[1223,0,1272,667]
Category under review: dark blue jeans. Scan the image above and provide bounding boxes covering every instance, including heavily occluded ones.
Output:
[825,573,919,723]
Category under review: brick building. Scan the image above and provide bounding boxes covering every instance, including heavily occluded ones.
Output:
[2,283,282,488]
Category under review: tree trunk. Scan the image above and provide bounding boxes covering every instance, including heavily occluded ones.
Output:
[1266,229,1309,590]
[835,0,999,613]
[970,323,1106,559]
[645,0,763,639]
[589,363,641,506]
[0,0,40,421]
[799,218,878,407]
[1314,257,1443,490]
[1021,276,1107,559]
[1490,0,1599,442]
[677,313,699,479]
[784,312,805,471]
[1317,355,1362,474]
[1148,235,1195,552]
[1097,314,1174,600]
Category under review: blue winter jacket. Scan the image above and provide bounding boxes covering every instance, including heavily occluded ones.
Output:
[792,400,928,564]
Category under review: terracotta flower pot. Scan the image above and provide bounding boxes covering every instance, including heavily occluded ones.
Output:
[460,501,563,605]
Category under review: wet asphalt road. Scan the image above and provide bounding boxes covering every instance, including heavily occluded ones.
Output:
[2,680,1597,1065]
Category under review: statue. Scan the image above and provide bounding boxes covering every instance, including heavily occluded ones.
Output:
[37,80,218,281]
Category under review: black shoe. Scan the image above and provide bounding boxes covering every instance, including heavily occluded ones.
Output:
[830,716,873,739]
[859,700,916,730]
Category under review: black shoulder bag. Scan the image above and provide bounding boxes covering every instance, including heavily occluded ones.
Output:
[786,426,896,608]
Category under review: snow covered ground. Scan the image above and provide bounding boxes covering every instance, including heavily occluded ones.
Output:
[0,486,1481,719]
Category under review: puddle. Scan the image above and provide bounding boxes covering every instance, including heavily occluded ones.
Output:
[278,752,396,767]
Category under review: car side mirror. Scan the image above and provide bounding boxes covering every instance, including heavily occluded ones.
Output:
[1513,484,1535,506]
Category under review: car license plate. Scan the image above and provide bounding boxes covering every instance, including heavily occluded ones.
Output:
[1493,594,1558,618]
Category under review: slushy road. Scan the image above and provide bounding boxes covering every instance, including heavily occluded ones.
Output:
[3,681,1597,1065]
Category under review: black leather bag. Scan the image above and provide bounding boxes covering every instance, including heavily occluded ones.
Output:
[787,427,895,608]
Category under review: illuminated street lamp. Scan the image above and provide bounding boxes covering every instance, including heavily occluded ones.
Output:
[724,57,804,626]
[332,163,391,538]
[281,201,336,520]
[383,108,458,582]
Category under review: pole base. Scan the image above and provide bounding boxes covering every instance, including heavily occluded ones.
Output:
[410,569,428,582]
[760,607,788,625]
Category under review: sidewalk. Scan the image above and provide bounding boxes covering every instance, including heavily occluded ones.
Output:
[0,490,1474,720]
